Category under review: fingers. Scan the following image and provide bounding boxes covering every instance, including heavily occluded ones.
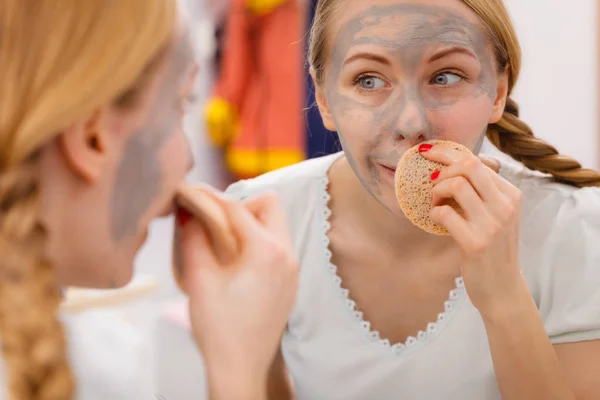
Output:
[423,146,499,197]
[176,184,293,259]
[426,149,500,175]
[432,156,501,204]
[242,192,291,241]
[431,176,487,221]
[219,199,267,249]
[177,209,217,267]
[176,212,221,293]
[432,204,508,257]
[185,186,267,244]
[422,145,516,210]
[478,155,501,173]
[421,144,523,245]
[477,155,521,202]
[430,205,474,247]
[203,188,290,246]
[420,145,465,166]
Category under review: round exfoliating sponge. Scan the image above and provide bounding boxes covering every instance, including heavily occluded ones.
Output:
[172,185,238,293]
[394,140,472,235]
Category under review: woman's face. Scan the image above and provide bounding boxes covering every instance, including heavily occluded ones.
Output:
[42,21,198,288]
[316,0,508,211]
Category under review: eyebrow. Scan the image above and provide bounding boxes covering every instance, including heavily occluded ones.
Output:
[343,52,392,67]
[428,46,477,63]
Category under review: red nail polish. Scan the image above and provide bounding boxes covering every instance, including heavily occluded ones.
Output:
[176,208,191,226]
[431,170,440,180]
[419,144,433,152]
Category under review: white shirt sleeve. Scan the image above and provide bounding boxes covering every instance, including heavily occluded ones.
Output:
[532,187,600,344]
[224,179,253,201]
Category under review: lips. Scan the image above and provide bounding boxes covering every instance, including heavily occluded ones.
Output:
[378,163,397,174]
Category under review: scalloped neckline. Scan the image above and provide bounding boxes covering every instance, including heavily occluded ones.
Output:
[317,162,467,357]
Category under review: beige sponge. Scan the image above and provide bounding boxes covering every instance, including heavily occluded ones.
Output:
[172,184,239,293]
[394,140,472,235]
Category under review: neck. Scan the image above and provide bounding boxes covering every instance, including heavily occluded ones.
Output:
[329,156,455,258]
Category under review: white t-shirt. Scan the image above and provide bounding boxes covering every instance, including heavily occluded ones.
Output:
[225,151,600,400]
[0,310,156,400]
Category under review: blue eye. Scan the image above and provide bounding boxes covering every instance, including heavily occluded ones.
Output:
[432,72,462,86]
[357,76,386,90]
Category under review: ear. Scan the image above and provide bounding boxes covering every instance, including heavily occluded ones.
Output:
[58,110,110,183]
[310,68,336,132]
[489,65,510,124]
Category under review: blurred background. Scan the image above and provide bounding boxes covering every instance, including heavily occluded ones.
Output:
[64,0,598,398]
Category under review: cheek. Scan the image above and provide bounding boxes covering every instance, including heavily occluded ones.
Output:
[157,130,192,189]
[332,101,384,145]
[428,97,493,148]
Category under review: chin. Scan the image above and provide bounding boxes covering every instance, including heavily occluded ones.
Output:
[384,198,404,216]
[106,246,139,289]
[107,264,136,289]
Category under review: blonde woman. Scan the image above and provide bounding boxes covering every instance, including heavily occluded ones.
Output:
[0,1,298,399]
[225,0,600,399]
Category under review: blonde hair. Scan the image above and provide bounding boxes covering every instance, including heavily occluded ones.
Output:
[0,1,176,398]
[308,0,600,188]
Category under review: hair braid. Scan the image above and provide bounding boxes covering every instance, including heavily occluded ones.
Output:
[308,0,600,188]
[0,153,74,399]
[486,98,600,188]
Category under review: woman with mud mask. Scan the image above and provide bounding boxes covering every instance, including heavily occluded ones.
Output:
[0,1,298,399]
[226,0,600,399]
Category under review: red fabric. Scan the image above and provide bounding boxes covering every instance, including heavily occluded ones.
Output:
[212,0,305,178]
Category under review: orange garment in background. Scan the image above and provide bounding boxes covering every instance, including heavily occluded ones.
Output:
[208,0,305,179]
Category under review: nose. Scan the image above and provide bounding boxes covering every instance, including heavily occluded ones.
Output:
[186,157,195,174]
[393,93,430,142]
[184,137,195,174]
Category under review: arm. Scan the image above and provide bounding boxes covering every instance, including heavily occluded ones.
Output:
[481,183,600,400]
[207,348,296,400]
[207,363,267,400]
[481,277,580,400]
[176,191,299,400]
[554,340,600,399]
[267,348,295,400]
[420,147,600,400]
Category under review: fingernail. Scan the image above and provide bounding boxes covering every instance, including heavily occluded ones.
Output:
[176,208,191,226]
[419,144,433,152]
[431,170,440,180]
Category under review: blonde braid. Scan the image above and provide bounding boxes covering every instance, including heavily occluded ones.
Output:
[455,0,600,188]
[486,98,600,188]
[0,0,177,398]
[0,153,74,399]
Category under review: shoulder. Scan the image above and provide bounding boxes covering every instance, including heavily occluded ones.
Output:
[496,157,600,343]
[498,157,600,243]
[61,310,156,399]
[482,142,600,228]
[224,154,342,255]
[224,153,342,204]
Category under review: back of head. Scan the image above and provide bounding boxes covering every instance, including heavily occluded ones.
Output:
[309,0,600,188]
[0,0,176,398]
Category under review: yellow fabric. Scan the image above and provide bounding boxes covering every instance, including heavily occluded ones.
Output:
[226,148,305,177]
[247,0,289,15]
[204,97,239,147]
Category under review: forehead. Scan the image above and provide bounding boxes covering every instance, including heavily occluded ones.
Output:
[331,1,487,49]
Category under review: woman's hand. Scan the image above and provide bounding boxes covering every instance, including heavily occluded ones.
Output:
[420,144,525,318]
[176,191,298,399]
